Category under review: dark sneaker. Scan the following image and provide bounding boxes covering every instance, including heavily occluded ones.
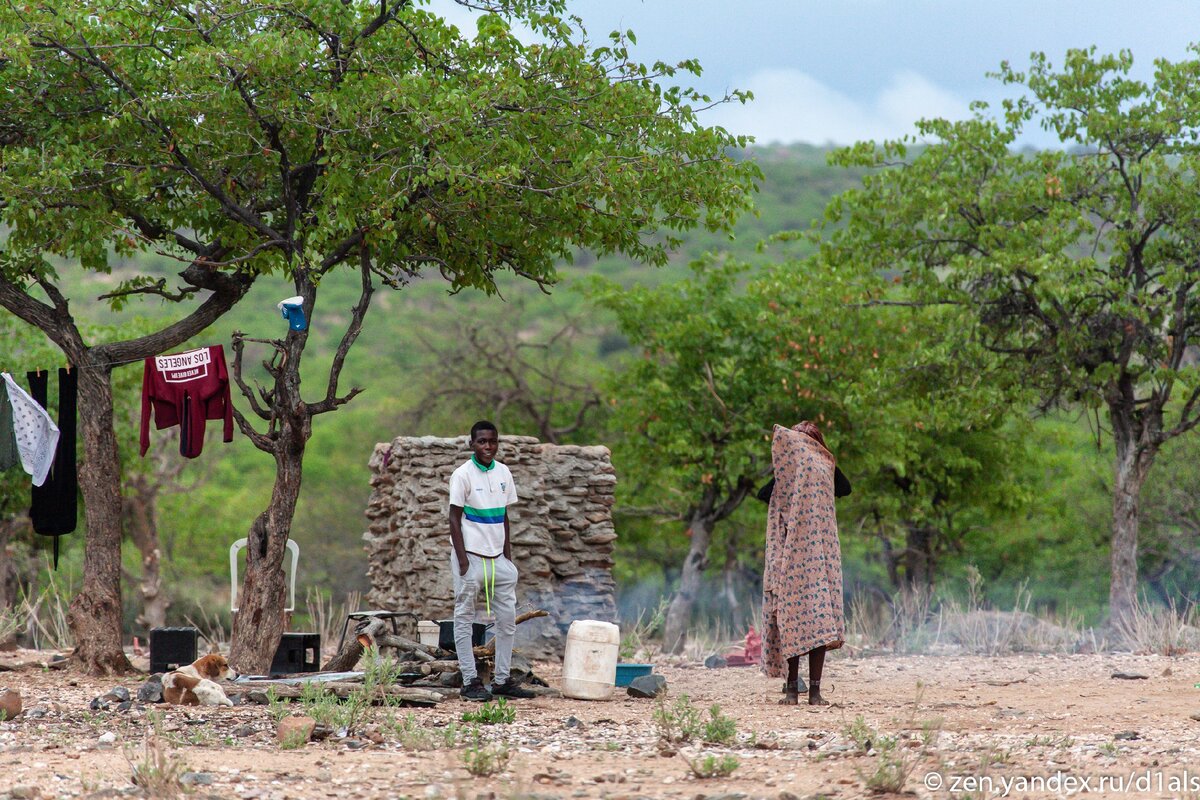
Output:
[461,678,492,702]
[491,678,536,699]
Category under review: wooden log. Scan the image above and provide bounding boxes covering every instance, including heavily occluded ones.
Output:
[371,634,436,662]
[321,617,392,672]
[419,660,460,675]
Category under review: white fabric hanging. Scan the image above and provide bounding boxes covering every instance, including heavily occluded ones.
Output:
[1,373,59,487]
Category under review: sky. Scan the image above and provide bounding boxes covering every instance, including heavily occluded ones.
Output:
[432,0,1200,148]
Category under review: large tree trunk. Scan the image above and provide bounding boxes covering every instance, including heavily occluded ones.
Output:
[67,364,133,675]
[123,476,169,631]
[902,523,936,590]
[1108,420,1155,628]
[663,493,718,654]
[228,414,307,674]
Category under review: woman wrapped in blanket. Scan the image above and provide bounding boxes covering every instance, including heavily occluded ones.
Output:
[757,421,851,706]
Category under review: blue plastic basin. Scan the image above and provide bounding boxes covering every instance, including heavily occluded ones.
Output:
[615,663,653,687]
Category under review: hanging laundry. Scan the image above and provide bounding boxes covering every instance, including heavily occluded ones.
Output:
[1,372,59,486]
[140,345,234,459]
[0,379,19,471]
[28,369,77,569]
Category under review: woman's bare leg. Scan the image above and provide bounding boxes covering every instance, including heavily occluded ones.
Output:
[808,646,829,705]
[779,655,800,705]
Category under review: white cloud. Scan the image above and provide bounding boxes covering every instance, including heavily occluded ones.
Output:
[706,68,971,146]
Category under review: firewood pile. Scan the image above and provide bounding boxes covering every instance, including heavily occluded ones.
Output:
[254,611,552,707]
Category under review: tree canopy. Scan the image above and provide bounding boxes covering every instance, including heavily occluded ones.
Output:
[824,46,1200,624]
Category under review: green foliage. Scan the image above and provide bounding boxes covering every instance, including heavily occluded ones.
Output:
[461,698,516,725]
[461,728,511,776]
[701,704,738,745]
[652,694,704,743]
[683,752,740,779]
[825,46,1200,616]
[382,713,461,751]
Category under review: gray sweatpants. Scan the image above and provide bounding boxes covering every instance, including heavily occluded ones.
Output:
[450,552,518,685]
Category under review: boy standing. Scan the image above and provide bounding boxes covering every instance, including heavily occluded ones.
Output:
[448,421,535,701]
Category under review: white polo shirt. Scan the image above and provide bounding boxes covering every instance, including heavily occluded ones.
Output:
[449,457,518,557]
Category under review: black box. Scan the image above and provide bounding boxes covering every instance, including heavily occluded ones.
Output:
[437,620,488,652]
[149,627,198,674]
[270,632,320,676]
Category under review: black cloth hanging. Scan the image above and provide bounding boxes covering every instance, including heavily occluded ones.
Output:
[28,368,77,569]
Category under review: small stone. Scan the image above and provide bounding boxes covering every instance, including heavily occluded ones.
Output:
[9,787,41,799]
[626,674,667,699]
[233,725,256,738]
[180,772,215,786]
[777,793,802,800]
[97,732,117,745]
[1190,712,1200,722]
[245,690,272,705]
[424,783,443,798]
[564,716,585,729]
[107,686,131,702]
[1110,672,1149,680]
[277,716,316,745]
[115,700,133,713]
[704,654,727,669]
[0,689,23,720]
[137,675,164,704]
[1114,731,1140,740]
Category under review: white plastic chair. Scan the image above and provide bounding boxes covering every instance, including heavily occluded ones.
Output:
[229,538,299,613]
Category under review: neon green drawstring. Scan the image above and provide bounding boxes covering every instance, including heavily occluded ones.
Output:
[483,557,495,616]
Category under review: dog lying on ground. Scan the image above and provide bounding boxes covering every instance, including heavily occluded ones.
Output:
[162,654,238,707]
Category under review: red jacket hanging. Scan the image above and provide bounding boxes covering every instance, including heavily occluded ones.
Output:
[140,345,234,458]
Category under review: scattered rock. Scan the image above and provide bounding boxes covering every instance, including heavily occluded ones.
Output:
[704,654,728,669]
[245,690,272,705]
[233,725,257,738]
[1114,731,1140,740]
[0,689,22,720]
[97,731,117,745]
[1190,712,1200,722]
[137,675,163,704]
[1110,672,1148,680]
[8,787,41,799]
[277,716,317,745]
[88,686,131,710]
[564,715,585,729]
[180,772,215,786]
[627,674,667,699]
[777,792,802,800]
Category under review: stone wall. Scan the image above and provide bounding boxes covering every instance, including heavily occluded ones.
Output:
[363,435,618,658]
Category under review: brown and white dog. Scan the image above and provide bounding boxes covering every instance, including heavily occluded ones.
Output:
[162,654,238,707]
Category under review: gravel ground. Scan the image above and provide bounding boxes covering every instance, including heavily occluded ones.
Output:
[0,649,1198,799]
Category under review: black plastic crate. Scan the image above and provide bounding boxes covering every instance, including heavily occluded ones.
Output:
[149,627,198,674]
[270,632,320,676]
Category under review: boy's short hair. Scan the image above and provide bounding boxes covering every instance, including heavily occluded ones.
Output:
[470,420,498,441]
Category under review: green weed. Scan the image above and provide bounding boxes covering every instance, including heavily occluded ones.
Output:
[461,698,516,725]
[683,752,739,778]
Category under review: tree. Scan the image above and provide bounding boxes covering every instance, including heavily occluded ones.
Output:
[407,311,604,443]
[825,47,1200,625]
[592,249,1028,650]
[1,0,759,671]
